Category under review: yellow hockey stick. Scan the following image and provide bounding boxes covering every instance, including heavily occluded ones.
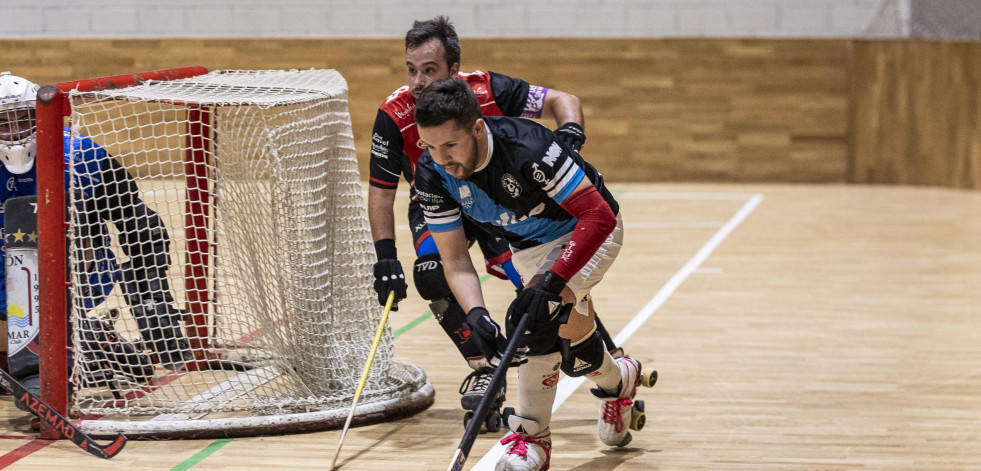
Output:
[329,291,395,470]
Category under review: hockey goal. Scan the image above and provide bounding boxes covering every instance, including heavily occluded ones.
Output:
[34,68,433,439]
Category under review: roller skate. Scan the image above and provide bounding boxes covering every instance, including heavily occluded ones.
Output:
[496,414,551,471]
[459,366,514,433]
[79,313,156,384]
[590,356,657,447]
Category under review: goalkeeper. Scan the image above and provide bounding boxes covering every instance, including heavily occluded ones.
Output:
[368,16,613,413]
[0,72,191,401]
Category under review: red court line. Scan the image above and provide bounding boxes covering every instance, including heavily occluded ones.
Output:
[0,438,54,468]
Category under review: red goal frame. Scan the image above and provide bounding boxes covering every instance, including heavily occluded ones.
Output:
[35,67,209,439]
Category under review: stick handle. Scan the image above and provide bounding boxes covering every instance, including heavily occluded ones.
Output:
[330,291,395,470]
[447,312,532,471]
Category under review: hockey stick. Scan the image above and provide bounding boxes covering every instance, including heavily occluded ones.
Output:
[329,291,396,470]
[0,368,126,459]
[447,312,532,471]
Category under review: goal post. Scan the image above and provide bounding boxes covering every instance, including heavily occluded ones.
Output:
[34,68,433,439]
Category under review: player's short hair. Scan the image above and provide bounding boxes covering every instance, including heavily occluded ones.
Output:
[405,16,462,67]
[415,78,481,130]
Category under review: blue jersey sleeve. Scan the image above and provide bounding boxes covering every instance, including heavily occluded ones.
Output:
[414,153,463,233]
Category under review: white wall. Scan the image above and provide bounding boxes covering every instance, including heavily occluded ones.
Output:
[2,0,889,39]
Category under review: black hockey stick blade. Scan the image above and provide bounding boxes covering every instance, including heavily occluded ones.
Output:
[0,369,127,459]
[447,313,532,471]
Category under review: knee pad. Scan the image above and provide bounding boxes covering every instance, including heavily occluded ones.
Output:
[413,253,452,301]
[560,331,606,377]
[511,302,572,357]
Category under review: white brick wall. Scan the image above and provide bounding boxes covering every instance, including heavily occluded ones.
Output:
[1,0,893,39]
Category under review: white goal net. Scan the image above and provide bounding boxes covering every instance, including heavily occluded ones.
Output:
[60,69,431,438]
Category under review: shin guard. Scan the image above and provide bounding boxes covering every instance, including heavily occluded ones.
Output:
[431,297,484,362]
[516,352,561,429]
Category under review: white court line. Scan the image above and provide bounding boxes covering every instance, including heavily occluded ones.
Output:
[151,366,280,422]
[618,192,756,200]
[471,193,764,470]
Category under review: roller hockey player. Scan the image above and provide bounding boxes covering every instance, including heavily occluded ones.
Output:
[414,79,657,469]
[369,16,623,430]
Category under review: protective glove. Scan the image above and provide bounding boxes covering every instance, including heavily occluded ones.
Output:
[506,271,571,354]
[464,307,504,363]
[554,122,586,153]
[372,258,407,310]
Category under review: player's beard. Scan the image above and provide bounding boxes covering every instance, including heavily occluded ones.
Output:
[456,134,480,179]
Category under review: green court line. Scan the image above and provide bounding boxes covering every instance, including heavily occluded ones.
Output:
[169,273,494,470]
[392,273,493,339]
[170,438,233,471]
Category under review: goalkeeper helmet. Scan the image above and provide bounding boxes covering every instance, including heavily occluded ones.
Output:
[0,71,39,174]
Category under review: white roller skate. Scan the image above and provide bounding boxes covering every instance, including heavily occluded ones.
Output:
[496,414,551,471]
[589,356,658,447]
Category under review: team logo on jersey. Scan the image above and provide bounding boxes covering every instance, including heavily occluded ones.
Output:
[6,177,15,191]
[542,142,561,167]
[393,103,414,119]
[531,163,547,183]
[458,185,474,209]
[501,173,522,198]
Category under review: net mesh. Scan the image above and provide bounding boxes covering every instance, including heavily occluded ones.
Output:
[63,69,429,435]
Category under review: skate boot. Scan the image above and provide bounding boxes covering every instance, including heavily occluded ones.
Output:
[459,366,512,432]
[79,316,155,382]
[589,356,658,447]
[496,414,551,471]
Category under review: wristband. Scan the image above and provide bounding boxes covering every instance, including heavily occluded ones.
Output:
[374,238,397,260]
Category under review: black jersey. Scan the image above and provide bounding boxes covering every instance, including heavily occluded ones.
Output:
[414,116,618,251]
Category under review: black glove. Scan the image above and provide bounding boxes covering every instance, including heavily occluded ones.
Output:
[373,259,407,310]
[372,239,407,310]
[554,122,586,153]
[506,271,570,352]
[464,307,504,363]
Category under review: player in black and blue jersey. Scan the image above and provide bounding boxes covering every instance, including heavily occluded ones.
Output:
[413,78,655,470]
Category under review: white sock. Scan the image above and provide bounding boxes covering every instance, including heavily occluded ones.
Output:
[571,331,620,394]
[516,352,561,429]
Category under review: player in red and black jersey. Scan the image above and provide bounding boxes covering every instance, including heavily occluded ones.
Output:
[367,16,592,420]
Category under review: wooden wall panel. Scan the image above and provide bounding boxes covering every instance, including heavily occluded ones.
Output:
[24,38,981,190]
[1,38,852,183]
[850,40,981,190]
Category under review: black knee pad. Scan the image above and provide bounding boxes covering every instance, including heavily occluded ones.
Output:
[413,253,452,301]
[510,302,572,356]
[560,331,606,377]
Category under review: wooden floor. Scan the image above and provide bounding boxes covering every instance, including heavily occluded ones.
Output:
[2,182,980,470]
